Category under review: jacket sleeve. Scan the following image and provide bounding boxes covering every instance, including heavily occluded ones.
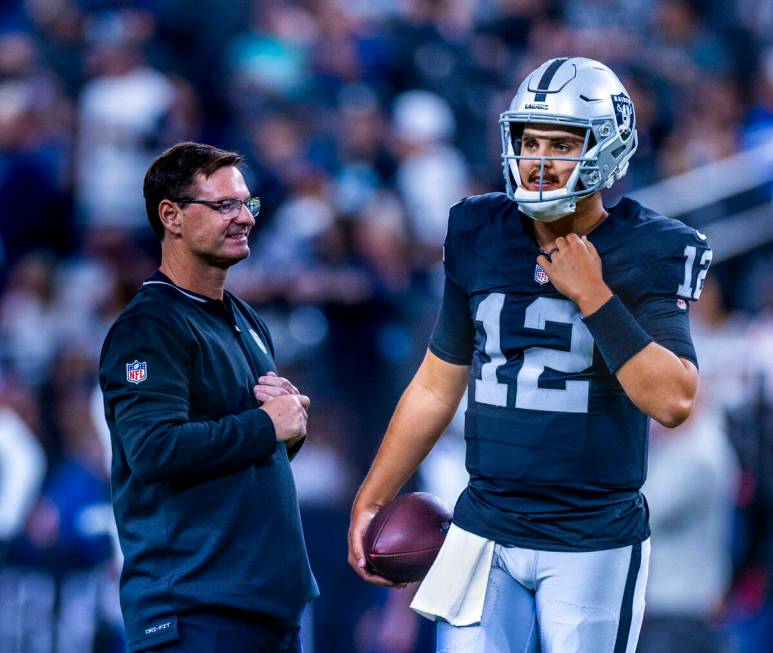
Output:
[99,315,277,485]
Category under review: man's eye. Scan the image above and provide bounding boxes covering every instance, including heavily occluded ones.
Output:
[218,200,239,212]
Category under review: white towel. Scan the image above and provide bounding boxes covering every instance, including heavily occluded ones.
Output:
[410,523,495,626]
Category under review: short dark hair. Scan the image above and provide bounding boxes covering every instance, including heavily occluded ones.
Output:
[143,142,245,240]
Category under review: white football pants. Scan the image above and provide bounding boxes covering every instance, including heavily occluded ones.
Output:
[436,539,650,653]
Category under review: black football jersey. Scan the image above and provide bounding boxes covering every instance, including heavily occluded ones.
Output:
[430,193,711,551]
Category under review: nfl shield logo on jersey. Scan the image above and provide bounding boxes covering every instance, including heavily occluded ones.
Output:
[534,263,550,285]
[126,360,147,384]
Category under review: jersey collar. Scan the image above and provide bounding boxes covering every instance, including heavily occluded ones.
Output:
[517,196,634,251]
[142,270,213,304]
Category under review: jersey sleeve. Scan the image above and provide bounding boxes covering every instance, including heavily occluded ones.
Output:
[650,228,713,302]
[428,201,476,365]
[634,297,697,367]
[99,315,277,485]
[635,228,712,367]
[429,273,475,365]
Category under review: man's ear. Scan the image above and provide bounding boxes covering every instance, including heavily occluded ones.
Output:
[158,199,183,236]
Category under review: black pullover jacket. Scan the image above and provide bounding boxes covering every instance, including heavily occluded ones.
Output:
[99,271,318,651]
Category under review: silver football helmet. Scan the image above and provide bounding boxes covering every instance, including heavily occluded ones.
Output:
[500,57,638,222]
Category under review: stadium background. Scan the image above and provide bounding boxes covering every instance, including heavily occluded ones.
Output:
[1,0,772,651]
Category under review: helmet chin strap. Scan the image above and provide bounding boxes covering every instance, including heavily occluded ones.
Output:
[514,187,577,222]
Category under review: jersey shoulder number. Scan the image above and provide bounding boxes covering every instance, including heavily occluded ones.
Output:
[675,231,712,300]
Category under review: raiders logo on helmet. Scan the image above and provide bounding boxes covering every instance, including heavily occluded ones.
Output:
[611,93,635,142]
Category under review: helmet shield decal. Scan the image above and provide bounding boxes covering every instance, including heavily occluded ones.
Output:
[611,93,635,142]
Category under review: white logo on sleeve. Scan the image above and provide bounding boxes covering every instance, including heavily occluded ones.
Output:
[126,360,148,384]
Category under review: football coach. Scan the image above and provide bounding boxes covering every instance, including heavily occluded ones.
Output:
[99,142,318,653]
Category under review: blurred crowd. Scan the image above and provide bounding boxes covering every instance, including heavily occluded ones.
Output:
[1,0,772,651]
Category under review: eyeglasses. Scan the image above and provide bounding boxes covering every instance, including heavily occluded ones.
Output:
[171,196,261,219]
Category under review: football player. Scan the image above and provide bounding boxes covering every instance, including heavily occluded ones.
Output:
[348,57,712,652]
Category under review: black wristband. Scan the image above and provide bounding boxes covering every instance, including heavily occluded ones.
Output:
[582,295,653,373]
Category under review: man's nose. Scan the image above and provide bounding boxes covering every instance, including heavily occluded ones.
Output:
[536,143,554,159]
[527,148,553,171]
[236,203,256,225]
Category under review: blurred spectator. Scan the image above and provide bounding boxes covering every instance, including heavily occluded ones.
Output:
[227,3,315,108]
[742,46,773,151]
[1,384,120,653]
[76,11,198,233]
[689,277,752,411]
[718,264,773,653]
[643,0,734,88]
[0,253,60,385]
[12,387,112,570]
[639,408,739,653]
[724,374,773,653]
[392,90,470,260]
[333,84,396,213]
[736,0,773,44]
[562,0,653,34]
[293,401,365,652]
[0,31,74,272]
[658,76,744,177]
[24,0,86,98]
[245,110,314,209]
[0,375,46,558]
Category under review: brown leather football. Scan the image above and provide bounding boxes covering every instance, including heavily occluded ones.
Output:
[364,492,452,583]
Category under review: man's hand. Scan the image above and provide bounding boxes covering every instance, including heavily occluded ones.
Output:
[348,503,405,588]
[537,233,612,315]
[259,394,310,442]
[253,371,299,403]
[256,372,310,442]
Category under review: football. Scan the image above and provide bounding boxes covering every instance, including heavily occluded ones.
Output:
[364,492,452,583]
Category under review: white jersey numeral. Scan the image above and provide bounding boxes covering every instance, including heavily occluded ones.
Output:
[516,297,594,413]
[474,295,593,413]
[474,293,508,407]
[693,249,713,299]
[678,244,713,299]
[677,245,697,299]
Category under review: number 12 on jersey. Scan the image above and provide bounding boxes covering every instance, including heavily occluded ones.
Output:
[677,244,712,300]
[474,294,594,414]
